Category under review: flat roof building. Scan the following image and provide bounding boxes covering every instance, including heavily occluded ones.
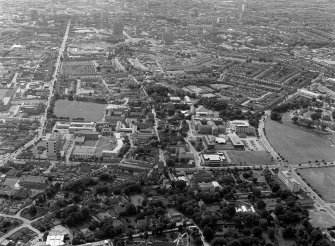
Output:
[47,132,62,160]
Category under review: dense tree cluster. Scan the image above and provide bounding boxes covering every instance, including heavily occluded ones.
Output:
[55,205,91,227]
[197,98,263,128]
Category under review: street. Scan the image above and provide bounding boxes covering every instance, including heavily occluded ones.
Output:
[0,19,71,166]
[291,168,335,221]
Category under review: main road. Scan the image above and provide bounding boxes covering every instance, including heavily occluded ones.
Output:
[0,19,71,166]
[291,167,335,220]
[258,110,283,164]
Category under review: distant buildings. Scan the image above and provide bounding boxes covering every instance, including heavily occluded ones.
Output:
[30,9,39,21]
[114,21,124,35]
[297,89,320,99]
[162,31,175,45]
[0,88,15,112]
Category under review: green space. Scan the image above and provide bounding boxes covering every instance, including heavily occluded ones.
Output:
[129,194,144,206]
[54,100,106,122]
[94,136,116,155]
[20,206,48,220]
[309,209,335,229]
[265,113,335,163]
[298,167,335,202]
[227,150,273,166]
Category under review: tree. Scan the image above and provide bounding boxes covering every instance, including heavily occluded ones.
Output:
[256,199,266,210]
[252,188,261,197]
[29,206,37,216]
[222,176,235,185]
[203,226,214,241]
[292,115,298,123]
[225,204,236,218]
[270,111,282,122]
[253,226,263,237]
[268,228,275,240]
[259,218,268,229]
[126,204,137,215]
[282,225,296,239]
[211,237,227,246]
[166,158,175,167]
[175,180,187,190]
[72,194,81,203]
[311,112,322,121]
[64,215,75,227]
[94,230,105,239]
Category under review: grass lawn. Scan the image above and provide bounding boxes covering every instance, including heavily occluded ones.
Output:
[309,209,335,229]
[265,113,335,163]
[54,100,106,122]
[94,136,116,155]
[130,194,144,206]
[227,150,273,166]
[298,167,335,202]
[20,207,48,220]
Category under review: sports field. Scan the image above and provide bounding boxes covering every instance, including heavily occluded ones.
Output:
[227,150,273,166]
[265,114,335,163]
[54,100,106,122]
[298,167,335,202]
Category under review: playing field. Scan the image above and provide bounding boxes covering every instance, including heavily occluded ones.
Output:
[298,167,335,202]
[265,114,335,163]
[54,100,106,122]
[227,150,273,166]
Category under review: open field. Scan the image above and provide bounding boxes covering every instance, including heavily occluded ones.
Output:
[265,113,335,163]
[309,209,335,229]
[298,167,335,202]
[54,100,106,122]
[227,150,273,166]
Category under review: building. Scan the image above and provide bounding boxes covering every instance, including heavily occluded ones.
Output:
[46,229,69,246]
[298,89,320,99]
[68,122,96,133]
[46,132,62,160]
[30,9,39,21]
[203,135,216,150]
[74,130,99,140]
[198,182,214,191]
[102,133,123,157]
[71,146,95,159]
[278,170,300,193]
[197,124,213,135]
[114,21,124,35]
[229,120,252,134]
[184,96,192,105]
[133,129,155,145]
[0,88,15,112]
[19,176,47,190]
[177,147,194,162]
[75,240,113,246]
[195,107,216,118]
[162,31,175,45]
[228,133,245,149]
[192,170,214,183]
[202,154,227,166]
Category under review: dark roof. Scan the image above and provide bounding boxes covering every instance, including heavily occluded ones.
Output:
[152,242,176,246]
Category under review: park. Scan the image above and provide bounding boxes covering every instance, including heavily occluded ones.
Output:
[298,167,335,202]
[265,113,335,163]
[54,100,106,122]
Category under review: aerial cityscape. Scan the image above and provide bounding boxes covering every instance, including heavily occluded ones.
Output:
[0,0,334,245]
